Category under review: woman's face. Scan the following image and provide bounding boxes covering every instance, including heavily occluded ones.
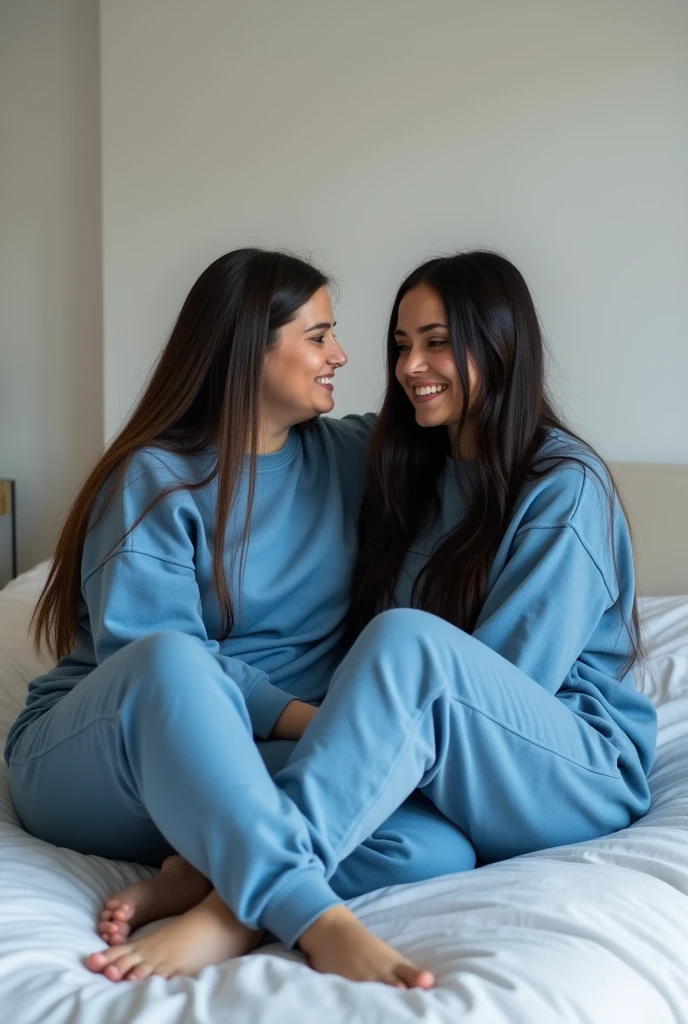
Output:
[394,283,479,447]
[263,287,346,434]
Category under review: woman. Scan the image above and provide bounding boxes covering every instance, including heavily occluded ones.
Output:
[100,249,657,984]
[5,249,475,988]
[269,249,656,879]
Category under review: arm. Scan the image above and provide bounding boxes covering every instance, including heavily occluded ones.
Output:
[472,520,616,693]
[270,699,318,740]
[84,549,298,738]
[82,452,298,738]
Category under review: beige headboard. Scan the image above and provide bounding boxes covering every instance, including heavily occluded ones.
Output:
[610,463,688,597]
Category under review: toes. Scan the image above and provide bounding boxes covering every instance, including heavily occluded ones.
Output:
[84,951,109,974]
[99,920,130,946]
[105,921,132,939]
[104,951,143,982]
[161,854,183,872]
[394,962,435,990]
[85,945,132,975]
[416,970,435,990]
[103,898,135,922]
[124,961,154,983]
[112,902,134,922]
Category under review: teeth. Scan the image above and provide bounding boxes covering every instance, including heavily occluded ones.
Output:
[413,384,448,396]
[315,377,334,385]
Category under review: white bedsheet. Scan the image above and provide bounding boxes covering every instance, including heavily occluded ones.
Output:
[2,569,688,1023]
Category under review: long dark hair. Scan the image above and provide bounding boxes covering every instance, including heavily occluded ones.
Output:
[351,250,642,673]
[34,248,329,659]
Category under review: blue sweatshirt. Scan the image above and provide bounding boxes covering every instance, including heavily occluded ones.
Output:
[395,431,657,775]
[5,415,375,761]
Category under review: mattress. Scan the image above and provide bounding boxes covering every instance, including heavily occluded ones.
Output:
[2,564,688,1024]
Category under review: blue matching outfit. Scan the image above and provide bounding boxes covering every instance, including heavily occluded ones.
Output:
[5,416,474,911]
[5,420,656,949]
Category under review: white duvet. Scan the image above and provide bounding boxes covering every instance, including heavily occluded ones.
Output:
[2,565,688,1024]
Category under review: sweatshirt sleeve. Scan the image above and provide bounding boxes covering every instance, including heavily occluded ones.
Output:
[472,472,621,694]
[81,456,297,738]
[319,413,377,519]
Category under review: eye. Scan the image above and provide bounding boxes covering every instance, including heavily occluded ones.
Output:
[395,344,410,355]
[312,336,325,344]
[428,338,448,348]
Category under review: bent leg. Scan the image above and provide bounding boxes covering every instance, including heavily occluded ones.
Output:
[256,740,475,899]
[9,632,339,947]
[274,609,651,873]
[330,791,475,900]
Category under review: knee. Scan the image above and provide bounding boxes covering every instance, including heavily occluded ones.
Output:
[361,607,473,647]
[355,607,473,674]
[128,631,210,681]
[123,631,236,715]
[358,608,439,647]
[344,608,476,707]
[116,632,250,736]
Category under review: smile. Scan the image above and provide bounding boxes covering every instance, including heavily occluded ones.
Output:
[315,376,334,390]
[413,384,448,396]
[412,383,449,400]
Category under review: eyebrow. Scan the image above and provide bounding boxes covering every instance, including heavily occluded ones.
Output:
[305,321,336,333]
[394,322,448,337]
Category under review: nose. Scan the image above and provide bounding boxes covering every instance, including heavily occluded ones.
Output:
[404,347,429,375]
[327,339,348,368]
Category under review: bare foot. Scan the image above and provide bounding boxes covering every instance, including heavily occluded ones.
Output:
[299,906,435,989]
[85,890,262,982]
[98,855,212,946]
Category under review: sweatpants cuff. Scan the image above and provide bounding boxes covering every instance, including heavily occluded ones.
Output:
[261,869,342,948]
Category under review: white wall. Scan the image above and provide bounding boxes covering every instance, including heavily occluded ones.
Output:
[0,0,103,578]
[0,3,682,582]
[100,0,688,461]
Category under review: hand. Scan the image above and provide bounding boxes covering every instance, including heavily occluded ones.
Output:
[270,700,317,740]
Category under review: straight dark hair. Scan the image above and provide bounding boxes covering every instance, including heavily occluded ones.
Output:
[350,251,642,675]
[33,248,329,660]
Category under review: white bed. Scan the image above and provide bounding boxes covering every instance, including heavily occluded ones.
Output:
[3,563,688,1024]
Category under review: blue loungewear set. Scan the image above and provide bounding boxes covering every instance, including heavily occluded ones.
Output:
[5,417,656,948]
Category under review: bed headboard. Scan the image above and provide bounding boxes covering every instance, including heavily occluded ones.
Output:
[610,463,688,597]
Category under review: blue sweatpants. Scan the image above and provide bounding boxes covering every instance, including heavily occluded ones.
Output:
[8,625,474,946]
[8,609,650,948]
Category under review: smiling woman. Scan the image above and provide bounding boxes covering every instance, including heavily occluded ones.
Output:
[5,247,472,992]
[393,283,481,458]
[262,288,346,452]
[296,249,656,912]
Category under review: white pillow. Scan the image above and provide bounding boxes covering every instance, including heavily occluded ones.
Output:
[0,563,52,740]
[637,596,688,705]
[1,566,687,745]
